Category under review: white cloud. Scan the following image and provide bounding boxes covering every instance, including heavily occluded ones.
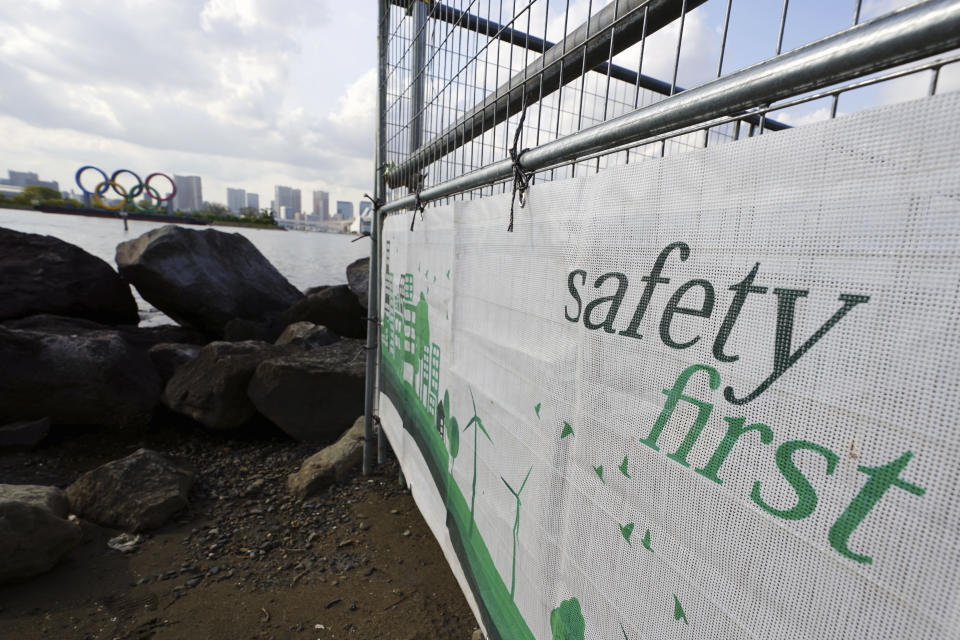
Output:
[0,0,374,208]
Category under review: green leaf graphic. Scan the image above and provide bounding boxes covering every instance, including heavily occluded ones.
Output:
[550,597,585,640]
[619,456,631,478]
[619,522,634,545]
[446,269,450,279]
[560,422,574,439]
[673,594,688,625]
[535,402,542,419]
[641,529,653,552]
[594,465,605,483]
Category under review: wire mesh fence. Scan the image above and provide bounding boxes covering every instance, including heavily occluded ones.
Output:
[375,0,960,212]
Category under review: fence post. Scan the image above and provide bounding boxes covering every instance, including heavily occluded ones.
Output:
[409,0,428,157]
[376,0,391,466]
[364,0,391,476]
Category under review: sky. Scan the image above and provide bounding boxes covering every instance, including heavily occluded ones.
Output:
[0,0,955,212]
[0,0,377,210]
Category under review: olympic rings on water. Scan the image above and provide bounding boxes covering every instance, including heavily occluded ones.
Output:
[75,166,110,196]
[75,166,177,213]
[93,180,127,210]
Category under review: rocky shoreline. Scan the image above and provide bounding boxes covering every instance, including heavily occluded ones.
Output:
[0,224,477,638]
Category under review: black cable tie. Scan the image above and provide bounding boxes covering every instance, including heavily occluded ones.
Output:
[351,232,371,242]
[363,192,383,212]
[508,103,531,232]
[411,188,426,231]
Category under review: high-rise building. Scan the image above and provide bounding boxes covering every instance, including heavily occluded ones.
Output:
[336,200,354,221]
[359,201,372,216]
[173,175,203,212]
[226,188,246,213]
[0,170,58,191]
[274,185,301,216]
[246,192,259,211]
[312,190,330,220]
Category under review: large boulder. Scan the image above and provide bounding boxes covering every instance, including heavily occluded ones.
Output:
[4,314,206,353]
[0,326,162,427]
[248,339,366,442]
[283,285,366,339]
[66,448,194,532]
[287,416,365,498]
[115,226,303,338]
[0,484,82,584]
[162,341,274,429]
[346,257,370,310]
[0,227,138,325]
[0,417,51,449]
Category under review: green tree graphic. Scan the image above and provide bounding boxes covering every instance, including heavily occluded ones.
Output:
[550,597,586,640]
[440,390,459,473]
[501,466,533,599]
[464,387,492,532]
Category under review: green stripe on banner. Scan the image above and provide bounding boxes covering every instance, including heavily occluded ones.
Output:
[381,364,534,639]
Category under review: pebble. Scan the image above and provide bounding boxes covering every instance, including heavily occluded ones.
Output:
[402,529,411,537]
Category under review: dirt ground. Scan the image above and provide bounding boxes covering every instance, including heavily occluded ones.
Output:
[0,415,478,640]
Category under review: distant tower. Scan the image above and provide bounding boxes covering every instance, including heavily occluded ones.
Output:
[336,200,354,221]
[173,175,203,212]
[226,188,246,213]
[246,192,259,211]
[313,190,330,220]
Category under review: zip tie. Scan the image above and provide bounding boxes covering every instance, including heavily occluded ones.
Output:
[508,103,531,233]
[411,189,426,231]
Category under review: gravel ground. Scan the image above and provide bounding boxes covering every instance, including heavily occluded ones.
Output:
[0,413,478,639]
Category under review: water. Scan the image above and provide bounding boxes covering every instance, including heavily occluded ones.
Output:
[0,208,371,326]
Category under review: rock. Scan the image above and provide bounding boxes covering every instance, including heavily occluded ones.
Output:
[2,484,69,517]
[304,285,330,297]
[287,417,365,498]
[162,341,274,429]
[66,448,194,532]
[115,225,303,338]
[248,339,366,442]
[0,417,51,449]
[4,314,206,353]
[274,322,339,348]
[0,484,81,584]
[0,326,162,427]
[282,285,366,339]
[0,227,139,325]
[148,343,202,383]
[223,316,284,343]
[346,258,370,310]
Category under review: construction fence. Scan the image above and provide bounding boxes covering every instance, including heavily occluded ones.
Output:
[361,1,960,638]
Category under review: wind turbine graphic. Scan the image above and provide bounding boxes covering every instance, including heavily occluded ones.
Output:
[501,465,533,599]
[465,386,492,533]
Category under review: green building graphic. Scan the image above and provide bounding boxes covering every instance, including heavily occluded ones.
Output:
[382,248,441,421]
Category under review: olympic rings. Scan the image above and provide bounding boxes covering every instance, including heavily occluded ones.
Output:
[75,166,177,213]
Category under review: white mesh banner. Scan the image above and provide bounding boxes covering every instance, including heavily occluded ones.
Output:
[377,92,960,640]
